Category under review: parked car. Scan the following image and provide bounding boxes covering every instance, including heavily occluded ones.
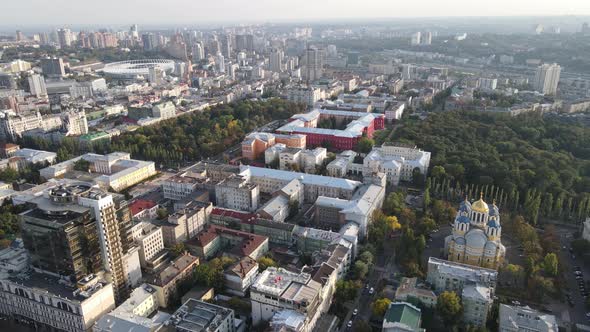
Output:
[347,320,353,328]
[369,287,375,295]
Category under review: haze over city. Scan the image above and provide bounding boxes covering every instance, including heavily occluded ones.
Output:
[2,0,590,25]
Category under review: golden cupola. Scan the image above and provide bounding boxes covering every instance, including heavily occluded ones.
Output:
[471,192,489,213]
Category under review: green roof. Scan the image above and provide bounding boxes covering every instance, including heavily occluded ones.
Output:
[384,302,422,330]
[80,132,110,141]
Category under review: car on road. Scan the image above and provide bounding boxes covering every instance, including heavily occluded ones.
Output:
[369,287,375,295]
[575,271,583,276]
[352,309,358,316]
[347,320,353,328]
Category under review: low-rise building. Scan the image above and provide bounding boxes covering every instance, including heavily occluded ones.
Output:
[40,152,156,192]
[498,304,558,332]
[215,174,259,212]
[462,284,493,326]
[147,254,199,308]
[326,150,357,177]
[427,257,497,327]
[188,225,269,260]
[363,144,430,186]
[0,271,115,332]
[382,302,425,332]
[93,283,170,332]
[239,165,361,203]
[128,199,158,220]
[161,299,238,332]
[130,222,167,271]
[224,256,259,296]
[394,277,437,308]
[250,267,322,329]
[313,184,385,237]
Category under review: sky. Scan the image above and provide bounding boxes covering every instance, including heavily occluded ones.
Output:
[2,0,590,26]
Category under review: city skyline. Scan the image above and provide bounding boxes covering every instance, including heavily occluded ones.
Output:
[2,0,590,26]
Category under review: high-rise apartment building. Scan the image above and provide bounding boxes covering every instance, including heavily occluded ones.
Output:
[27,74,47,97]
[77,188,131,302]
[57,28,72,48]
[269,48,284,73]
[142,33,157,51]
[411,32,421,45]
[235,34,254,52]
[533,63,561,95]
[192,42,205,62]
[15,30,25,42]
[216,53,226,73]
[304,47,323,82]
[41,57,66,77]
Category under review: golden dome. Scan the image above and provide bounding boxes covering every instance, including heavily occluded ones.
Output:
[472,193,489,213]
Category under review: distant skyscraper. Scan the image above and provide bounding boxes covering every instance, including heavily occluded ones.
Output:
[41,57,66,77]
[235,34,254,52]
[422,31,432,45]
[130,24,139,39]
[192,42,204,62]
[39,32,50,45]
[269,48,284,73]
[57,28,72,48]
[411,32,421,46]
[582,22,590,35]
[221,34,232,58]
[216,53,225,73]
[142,33,157,51]
[533,63,561,96]
[402,64,414,80]
[304,47,323,81]
[15,30,24,42]
[27,74,47,97]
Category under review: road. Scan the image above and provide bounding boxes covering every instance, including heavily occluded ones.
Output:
[553,226,589,327]
[339,240,399,331]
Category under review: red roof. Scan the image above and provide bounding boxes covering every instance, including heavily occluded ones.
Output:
[129,199,157,216]
[211,208,257,223]
[189,225,268,258]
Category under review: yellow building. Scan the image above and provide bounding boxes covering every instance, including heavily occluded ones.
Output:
[444,194,505,270]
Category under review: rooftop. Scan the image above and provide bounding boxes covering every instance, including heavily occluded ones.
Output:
[129,199,157,216]
[240,165,361,191]
[251,267,311,297]
[162,299,234,332]
[383,302,423,331]
[189,225,268,258]
[499,304,558,332]
[148,254,199,287]
[7,269,109,302]
[428,257,498,283]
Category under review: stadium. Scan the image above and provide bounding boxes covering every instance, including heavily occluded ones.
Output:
[101,59,176,79]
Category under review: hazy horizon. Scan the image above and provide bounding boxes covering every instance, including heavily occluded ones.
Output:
[2,0,590,26]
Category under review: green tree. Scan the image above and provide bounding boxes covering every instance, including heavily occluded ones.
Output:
[334,280,360,304]
[436,291,462,325]
[543,253,558,277]
[156,208,168,220]
[356,137,375,154]
[353,261,369,280]
[258,256,277,271]
[359,251,374,265]
[431,165,446,179]
[371,298,392,317]
[170,243,186,258]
